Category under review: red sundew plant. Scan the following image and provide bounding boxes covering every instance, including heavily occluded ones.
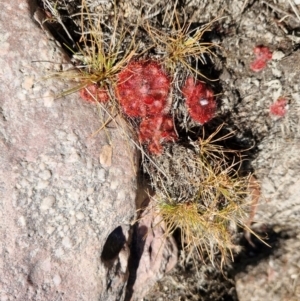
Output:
[115,60,170,117]
[182,77,216,124]
[79,84,109,103]
[139,115,177,155]
[250,45,272,72]
[270,97,288,117]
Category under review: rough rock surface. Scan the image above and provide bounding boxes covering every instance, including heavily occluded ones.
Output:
[126,200,178,301]
[0,1,137,300]
[236,233,300,301]
[142,0,300,300]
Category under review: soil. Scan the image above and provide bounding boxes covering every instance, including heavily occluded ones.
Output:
[36,0,300,300]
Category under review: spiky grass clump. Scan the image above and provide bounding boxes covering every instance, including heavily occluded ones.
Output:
[156,199,244,267]
[146,126,254,267]
[49,0,139,99]
[146,13,219,77]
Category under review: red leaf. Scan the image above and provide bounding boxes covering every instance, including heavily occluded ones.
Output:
[270,98,287,117]
[139,115,177,155]
[116,61,170,117]
[182,77,216,124]
[80,84,109,103]
[250,46,272,72]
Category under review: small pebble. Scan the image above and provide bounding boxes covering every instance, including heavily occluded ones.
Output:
[76,212,85,220]
[99,145,112,168]
[40,196,56,211]
[53,274,62,286]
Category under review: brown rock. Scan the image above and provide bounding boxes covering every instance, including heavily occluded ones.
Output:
[0,1,137,300]
[126,200,178,300]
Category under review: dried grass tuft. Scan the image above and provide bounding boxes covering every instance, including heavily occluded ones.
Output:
[145,12,222,79]
[144,125,259,267]
[46,0,140,99]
